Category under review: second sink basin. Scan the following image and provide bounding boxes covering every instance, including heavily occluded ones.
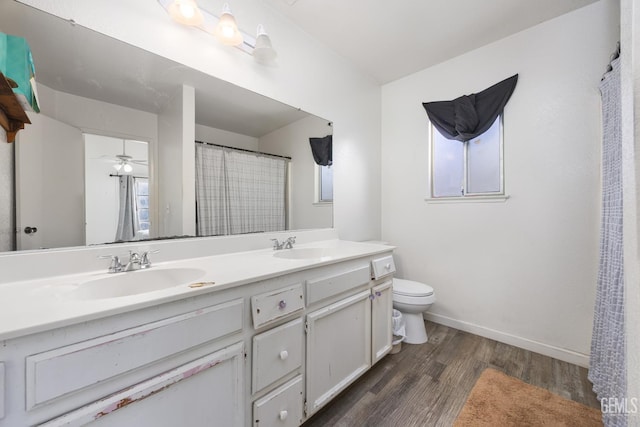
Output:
[273,247,335,260]
[71,268,206,300]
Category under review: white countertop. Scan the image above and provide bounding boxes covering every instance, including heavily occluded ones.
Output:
[0,239,393,341]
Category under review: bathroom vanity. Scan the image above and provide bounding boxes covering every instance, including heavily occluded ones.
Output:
[0,231,395,426]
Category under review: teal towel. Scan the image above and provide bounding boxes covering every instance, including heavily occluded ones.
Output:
[0,32,40,112]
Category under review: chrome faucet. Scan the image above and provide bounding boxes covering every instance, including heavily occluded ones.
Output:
[271,236,296,250]
[124,251,142,271]
[100,249,159,273]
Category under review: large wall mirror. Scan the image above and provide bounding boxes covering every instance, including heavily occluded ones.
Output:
[0,1,333,252]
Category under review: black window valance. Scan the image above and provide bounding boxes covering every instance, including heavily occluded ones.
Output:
[422,74,518,142]
[309,135,332,166]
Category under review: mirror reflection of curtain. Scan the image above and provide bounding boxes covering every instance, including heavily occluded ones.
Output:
[115,175,139,241]
[195,144,287,236]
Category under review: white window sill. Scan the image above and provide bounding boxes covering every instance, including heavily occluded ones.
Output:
[425,194,510,204]
[313,201,333,206]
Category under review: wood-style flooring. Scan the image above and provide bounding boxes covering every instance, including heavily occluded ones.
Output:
[302,321,599,427]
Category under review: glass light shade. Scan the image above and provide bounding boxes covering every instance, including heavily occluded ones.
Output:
[253,25,277,62]
[168,0,203,26]
[123,163,133,173]
[113,162,123,172]
[214,4,243,46]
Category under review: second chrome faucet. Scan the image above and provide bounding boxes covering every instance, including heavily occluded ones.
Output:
[100,250,159,273]
[271,236,296,250]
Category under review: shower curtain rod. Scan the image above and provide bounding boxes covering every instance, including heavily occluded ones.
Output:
[195,140,292,161]
[109,174,148,179]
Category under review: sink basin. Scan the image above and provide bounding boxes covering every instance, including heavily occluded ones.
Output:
[71,268,206,300]
[273,248,335,260]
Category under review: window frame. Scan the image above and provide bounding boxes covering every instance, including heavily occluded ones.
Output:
[314,163,333,204]
[426,115,508,203]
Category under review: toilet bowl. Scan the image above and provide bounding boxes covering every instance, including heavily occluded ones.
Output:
[392,278,435,344]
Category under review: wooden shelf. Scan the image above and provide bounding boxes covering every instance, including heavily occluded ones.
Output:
[0,71,31,143]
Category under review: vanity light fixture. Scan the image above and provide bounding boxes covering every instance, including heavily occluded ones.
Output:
[159,0,277,62]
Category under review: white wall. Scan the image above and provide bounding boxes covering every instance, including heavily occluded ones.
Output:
[195,124,258,151]
[381,0,619,365]
[19,0,382,242]
[158,85,196,238]
[0,132,14,251]
[259,115,333,230]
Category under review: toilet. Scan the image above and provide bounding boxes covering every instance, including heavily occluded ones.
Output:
[392,278,436,344]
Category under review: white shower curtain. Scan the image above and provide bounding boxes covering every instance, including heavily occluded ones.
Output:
[115,175,138,241]
[589,56,626,427]
[195,144,287,236]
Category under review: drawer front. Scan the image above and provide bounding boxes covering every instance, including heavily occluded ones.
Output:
[306,265,370,305]
[26,299,244,409]
[371,255,396,279]
[251,284,304,329]
[38,342,245,427]
[252,318,303,394]
[253,375,303,427]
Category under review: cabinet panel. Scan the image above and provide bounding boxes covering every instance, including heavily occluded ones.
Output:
[252,284,304,329]
[27,299,243,409]
[253,318,303,394]
[372,281,393,364]
[306,290,371,416]
[253,375,303,427]
[37,342,245,427]
[305,265,370,305]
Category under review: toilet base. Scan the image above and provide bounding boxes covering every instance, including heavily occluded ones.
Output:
[402,312,428,344]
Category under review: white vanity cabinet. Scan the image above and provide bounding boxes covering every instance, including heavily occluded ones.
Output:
[0,243,395,427]
[0,296,247,427]
[304,258,394,417]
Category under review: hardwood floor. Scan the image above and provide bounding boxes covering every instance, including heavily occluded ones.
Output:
[302,321,599,427]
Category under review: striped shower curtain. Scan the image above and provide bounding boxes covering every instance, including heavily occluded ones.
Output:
[589,56,626,427]
[195,144,287,236]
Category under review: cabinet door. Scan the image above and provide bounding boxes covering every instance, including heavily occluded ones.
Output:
[38,342,245,427]
[305,290,371,416]
[371,281,393,364]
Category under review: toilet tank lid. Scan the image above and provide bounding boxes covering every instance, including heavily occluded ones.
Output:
[393,278,434,297]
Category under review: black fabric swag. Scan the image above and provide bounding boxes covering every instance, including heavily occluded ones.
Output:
[422,74,518,142]
[309,135,332,166]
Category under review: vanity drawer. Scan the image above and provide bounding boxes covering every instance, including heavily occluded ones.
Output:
[251,284,304,329]
[253,375,303,427]
[306,264,370,305]
[26,299,244,409]
[371,255,396,279]
[252,318,303,394]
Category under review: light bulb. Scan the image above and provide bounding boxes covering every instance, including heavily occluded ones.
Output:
[168,0,203,26]
[253,25,277,62]
[214,3,243,46]
[113,162,123,171]
[123,163,133,173]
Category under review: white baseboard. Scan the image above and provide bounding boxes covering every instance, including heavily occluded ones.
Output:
[424,312,590,368]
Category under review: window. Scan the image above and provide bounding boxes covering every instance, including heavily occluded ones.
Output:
[429,116,504,199]
[316,164,333,203]
[134,178,150,232]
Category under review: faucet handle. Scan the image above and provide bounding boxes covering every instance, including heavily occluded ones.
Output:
[287,236,296,243]
[140,250,159,269]
[99,254,123,273]
[270,238,282,250]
